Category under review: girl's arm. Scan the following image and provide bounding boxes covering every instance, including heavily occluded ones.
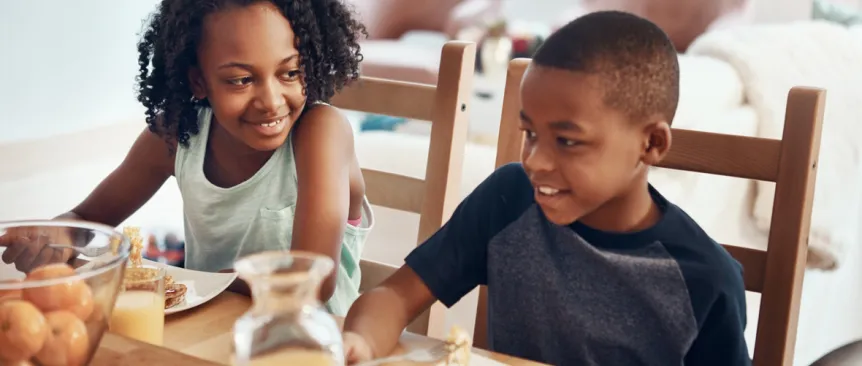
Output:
[1,127,175,272]
[291,105,356,302]
[68,126,176,226]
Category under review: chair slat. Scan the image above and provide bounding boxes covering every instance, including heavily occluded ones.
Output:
[722,245,767,292]
[362,168,425,213]
[657,129,782,182]
[331,77,436,121]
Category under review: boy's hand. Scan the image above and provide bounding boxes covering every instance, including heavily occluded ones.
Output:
[343,331,374,364]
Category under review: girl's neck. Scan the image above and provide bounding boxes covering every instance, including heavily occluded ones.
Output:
[205,120,275,188]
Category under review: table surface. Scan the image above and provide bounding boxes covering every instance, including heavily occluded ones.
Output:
[91,291,544,365]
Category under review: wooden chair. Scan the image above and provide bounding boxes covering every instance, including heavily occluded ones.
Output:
[475,58,826,366]
[331,41,476,338]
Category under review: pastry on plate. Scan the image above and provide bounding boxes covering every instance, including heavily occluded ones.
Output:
[438,325,471,366]
[122,227,188,309]
[163,275,187,309]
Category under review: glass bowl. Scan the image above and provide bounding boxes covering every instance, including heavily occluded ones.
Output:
[0,220,130,366]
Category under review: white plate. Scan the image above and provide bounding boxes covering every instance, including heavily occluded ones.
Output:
[141,259,238,315]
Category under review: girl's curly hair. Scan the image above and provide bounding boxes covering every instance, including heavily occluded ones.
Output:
[136,0,366,147]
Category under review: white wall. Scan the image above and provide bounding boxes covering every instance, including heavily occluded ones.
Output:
[751,0,814,23]
[0,1,159,143]
[0,0,855,144]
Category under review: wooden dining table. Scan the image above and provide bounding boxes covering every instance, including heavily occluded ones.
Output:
[90,291,545,365]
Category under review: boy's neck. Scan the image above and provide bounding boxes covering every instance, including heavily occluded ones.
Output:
[577,176,661,234]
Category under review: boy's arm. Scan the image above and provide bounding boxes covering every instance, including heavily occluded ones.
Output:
[344,163,529,358]
[684,291,752,366]
[342,265,437,357]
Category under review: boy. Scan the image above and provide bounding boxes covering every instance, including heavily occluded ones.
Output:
[343,11,750,366]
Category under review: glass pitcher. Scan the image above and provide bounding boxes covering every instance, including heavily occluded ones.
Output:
[232,251,344,366]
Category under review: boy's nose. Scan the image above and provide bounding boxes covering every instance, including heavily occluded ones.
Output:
[523,145,555,173]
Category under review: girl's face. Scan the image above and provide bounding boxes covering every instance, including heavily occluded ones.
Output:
[189,2,306,152]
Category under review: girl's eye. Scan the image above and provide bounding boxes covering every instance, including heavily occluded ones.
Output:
[557,137,579,147]
[282,70,301,81]
[227,77,252,86]
[522,129,537,140]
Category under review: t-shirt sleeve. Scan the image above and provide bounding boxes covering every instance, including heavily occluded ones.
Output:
[684,261,751,366]
[684,289,751,366]
[404,163,531,307]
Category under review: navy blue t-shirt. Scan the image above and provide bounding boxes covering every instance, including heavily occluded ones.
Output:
[406,163,751,366]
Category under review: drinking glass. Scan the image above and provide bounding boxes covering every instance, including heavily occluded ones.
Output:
[109,265,166,345]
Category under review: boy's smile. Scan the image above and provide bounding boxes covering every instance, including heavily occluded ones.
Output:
[519,64,667,231]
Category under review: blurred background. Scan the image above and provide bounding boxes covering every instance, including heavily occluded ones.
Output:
[2,1,862,365]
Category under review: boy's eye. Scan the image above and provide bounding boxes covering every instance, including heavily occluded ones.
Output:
[227,77,252,86]
[522,129,537,140]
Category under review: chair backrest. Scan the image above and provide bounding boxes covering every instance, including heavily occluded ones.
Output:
[475,58,825,366]
[331,41,476,338]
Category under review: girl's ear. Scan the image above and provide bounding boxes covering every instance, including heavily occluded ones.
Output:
[188,67,207,100]
[641,121,672,166]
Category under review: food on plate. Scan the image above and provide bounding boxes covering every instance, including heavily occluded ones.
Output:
[122,266,187,310]
[108,234,122,257]
[124,227,144,268]
[22,264,94,320]
[121,228,187,309]
[35,311,90,366]
[0,300,49,363]
[437,325,472,366]
[164,276,188,309]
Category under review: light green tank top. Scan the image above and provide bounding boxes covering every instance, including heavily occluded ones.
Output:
[175,107,373,315]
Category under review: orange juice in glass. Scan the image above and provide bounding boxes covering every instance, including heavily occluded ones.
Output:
[242,350,337,366]
[110,266,166,345]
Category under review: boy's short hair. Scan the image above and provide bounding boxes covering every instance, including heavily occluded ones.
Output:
[533,11,680,124]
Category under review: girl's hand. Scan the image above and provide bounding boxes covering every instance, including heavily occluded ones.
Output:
[343,331,374,364]
[0,225,77,273]
[220,268,251,297]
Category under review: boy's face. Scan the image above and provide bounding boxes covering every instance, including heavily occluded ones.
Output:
[519,65,667,226]
[190,2,306,152]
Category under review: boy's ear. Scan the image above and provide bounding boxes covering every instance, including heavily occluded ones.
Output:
[641,121,672,165]
[188,67,207,100]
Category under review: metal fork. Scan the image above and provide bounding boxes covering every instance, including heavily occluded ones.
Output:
[354,342,451,366]
[47,244,111,258]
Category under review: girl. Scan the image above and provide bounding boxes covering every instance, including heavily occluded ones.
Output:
[1,0,372,315]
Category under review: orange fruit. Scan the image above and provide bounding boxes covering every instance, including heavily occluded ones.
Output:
[2,360,35,366]
[64,283,93,321]
[0,279,22,302]
[86,304,105,324]
[0,300,48,362]
[22,264,93,320]
[35,311,90,366]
